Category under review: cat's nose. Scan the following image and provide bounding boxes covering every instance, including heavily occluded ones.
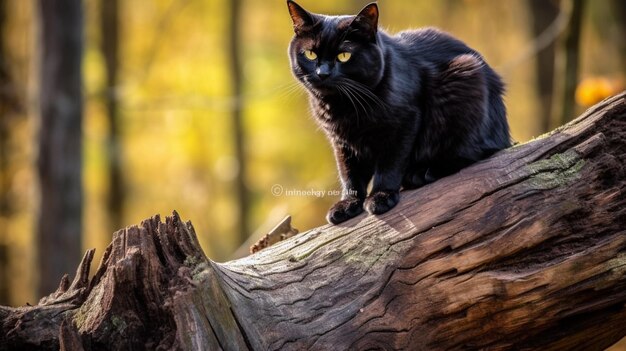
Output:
[316,64,331,80]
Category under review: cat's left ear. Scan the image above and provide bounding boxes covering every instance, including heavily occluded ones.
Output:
[350,3,379,41]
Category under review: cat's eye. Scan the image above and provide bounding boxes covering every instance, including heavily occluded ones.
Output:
[304,50,317,61]
[337,52,352,63]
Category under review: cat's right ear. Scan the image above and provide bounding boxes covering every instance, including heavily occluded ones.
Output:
[287,1,315,35]
[350,3,379,41]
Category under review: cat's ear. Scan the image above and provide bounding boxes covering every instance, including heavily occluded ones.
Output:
[287,1,315,35]
[350,2,379,41]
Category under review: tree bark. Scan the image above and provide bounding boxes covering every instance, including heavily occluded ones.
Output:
[36,0,84,297]
[2,93,626,350]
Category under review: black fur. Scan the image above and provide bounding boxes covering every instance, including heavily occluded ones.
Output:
[287,1,511,224]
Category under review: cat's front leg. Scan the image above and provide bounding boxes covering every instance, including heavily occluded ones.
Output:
[364,173,402,215]
[327,144,373,224]
[364,145,411,215]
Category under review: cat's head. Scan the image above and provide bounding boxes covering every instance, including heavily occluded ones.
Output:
[287,1,384,96]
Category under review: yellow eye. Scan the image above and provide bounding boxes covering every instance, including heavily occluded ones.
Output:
[304,50,317,61]
[337,52,352,63]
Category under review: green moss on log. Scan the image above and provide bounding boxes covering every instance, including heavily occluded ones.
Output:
[525,150,586,189]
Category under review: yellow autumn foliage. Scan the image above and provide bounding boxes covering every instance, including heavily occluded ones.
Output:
[576,77,623,107]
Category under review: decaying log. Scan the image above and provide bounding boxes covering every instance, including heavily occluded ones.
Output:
[1,93,626,350]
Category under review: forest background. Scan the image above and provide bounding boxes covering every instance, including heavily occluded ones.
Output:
[0,0,624,321]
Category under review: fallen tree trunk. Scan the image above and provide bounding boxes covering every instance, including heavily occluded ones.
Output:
[1,93,626,350]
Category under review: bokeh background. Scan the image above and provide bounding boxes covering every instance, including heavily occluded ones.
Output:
[0,3,624,344]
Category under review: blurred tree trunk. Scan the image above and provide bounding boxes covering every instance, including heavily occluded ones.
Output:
[36,0,84,298]
[0,246,6,305]
[0,0,17,305]
[528,0,560,132]
[228,0,249,245]
[611,0,626,74]
[0,0,9,305]
[100,0,124,234]
[560,0,585,125]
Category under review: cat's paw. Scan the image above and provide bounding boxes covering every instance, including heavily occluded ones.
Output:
[326,197,364,224]
[402,172,427,189]
[364,190,400,215]
[424,168,439,184]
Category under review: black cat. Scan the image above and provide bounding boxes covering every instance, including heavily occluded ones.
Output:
[286,1,511,224]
